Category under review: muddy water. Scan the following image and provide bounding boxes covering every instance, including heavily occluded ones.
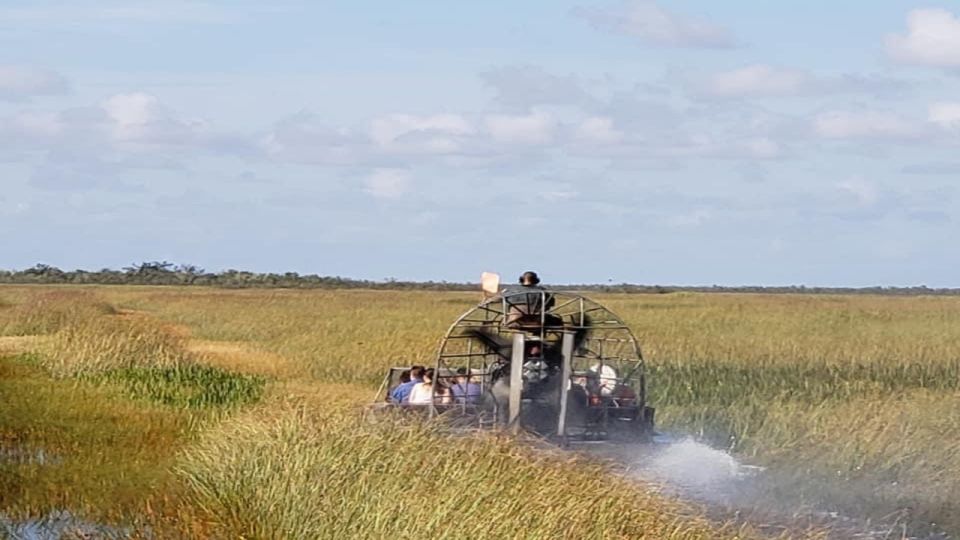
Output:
[578,435,953,540]
[0,510,131,540]
[0,446,60,466]
[0,446,126,539]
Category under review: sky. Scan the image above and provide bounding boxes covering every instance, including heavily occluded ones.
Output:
[2,1,960,286]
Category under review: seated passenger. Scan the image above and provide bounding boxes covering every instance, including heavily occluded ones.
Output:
[610,384,639,420]
[435,382,453,405]
[387,369,411,402]
[390,365,424,403]
[588,363,618,396]
[612,384,637,407]
[407,369,434,405]
[568,375,590,406]
[450,367,482,404]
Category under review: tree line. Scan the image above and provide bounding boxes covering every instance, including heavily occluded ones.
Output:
[0,262,956,296]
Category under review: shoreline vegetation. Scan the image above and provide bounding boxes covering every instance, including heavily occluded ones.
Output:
[0,287,751,539]
[3,285,959,537]
[1,262,955,296]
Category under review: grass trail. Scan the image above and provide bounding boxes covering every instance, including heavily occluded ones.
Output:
[0,287,754,539]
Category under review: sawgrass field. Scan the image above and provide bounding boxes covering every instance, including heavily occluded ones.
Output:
[2,285,959,538]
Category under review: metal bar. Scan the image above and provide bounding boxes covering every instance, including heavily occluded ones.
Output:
[374,372,390,402]
[557,332,574,445]
[539,291,546,342]
[550,296,580,313]
[438,353,497,359]
[464,338,473,413]
[509,333,525,433]
[454,318,503,325]
[475,304,504,316]
[429,369,439,418]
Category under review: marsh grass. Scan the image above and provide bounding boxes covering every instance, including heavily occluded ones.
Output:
[0,292,265,411]
[176,399,738,540]
[0,291,115,336]
[40,315,190,377]
[0,354,200,526]
[97,287,960,535]
[101,364,264,408]
[5,285,960,536]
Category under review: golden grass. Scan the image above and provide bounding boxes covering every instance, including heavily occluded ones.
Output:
[177,399,737,540]
[186,339,302,379]
[40,315,191,377]
[7,284,960,537]
[0,356,198,524]
[90,287,960,535]
[0,287,752,539]
[0,335,46,356]
[0,290,115,336]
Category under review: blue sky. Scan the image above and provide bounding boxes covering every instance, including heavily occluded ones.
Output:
[2,1,960,286]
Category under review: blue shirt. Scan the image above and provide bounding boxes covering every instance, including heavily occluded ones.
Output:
[390,378,421,403]
[450,382,482,403]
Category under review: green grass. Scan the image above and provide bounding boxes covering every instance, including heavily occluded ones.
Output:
[97,287,960,536]
[0,354,195,525]
[0,287,750,538]
[176,399,735,540]
[16,284,960,537]
[99,364,264,409]
[39,314,191,377]
[649,358,960,448]
[0,351,265,537]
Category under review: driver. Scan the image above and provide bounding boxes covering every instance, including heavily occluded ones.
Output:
[503,271,558,329]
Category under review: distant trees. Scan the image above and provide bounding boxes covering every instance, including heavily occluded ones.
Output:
[0,263,954,296]
[0,262,472,290]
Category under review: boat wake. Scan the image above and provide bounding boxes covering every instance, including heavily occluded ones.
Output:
[578,434,951,540]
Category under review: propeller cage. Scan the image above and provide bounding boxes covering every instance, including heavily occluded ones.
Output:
[432,290,652,442]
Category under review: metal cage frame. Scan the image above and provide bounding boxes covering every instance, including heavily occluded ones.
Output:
[424,289,651,441]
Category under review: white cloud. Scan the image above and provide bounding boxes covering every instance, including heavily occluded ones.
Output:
[741,137,781,159]
[11,111,65,137]
[574,0,734,48]
[665,209,711,228]
[813,110,923,140]
[929,102,960,130]
[100,92,211,145]
[363,168,411,199]
[575,116,623,144]
[103,93,160,127]
[837,177,878,207]
[703,64,809,98]
[485,111,555,144]
[0,91,242,180]
[95,4,235,23]
[693,65,908,100]
[0,197,31,216]
[480,65,594,110]
[370,113,474,154]
[0,3,241,25]
[260,113,369,165]
[644,134,784,160]
[886,8,960,67]
[543,190,579,202]
[0,66,69,101]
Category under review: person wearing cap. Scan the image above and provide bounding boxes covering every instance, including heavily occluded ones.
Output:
[504,271,556,328]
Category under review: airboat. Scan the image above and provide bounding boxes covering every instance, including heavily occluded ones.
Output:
[373,276,655,444]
